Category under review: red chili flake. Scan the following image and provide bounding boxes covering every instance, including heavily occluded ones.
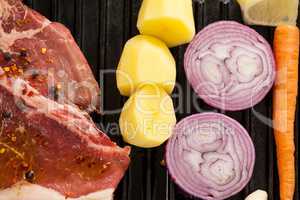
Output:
[3,67,10,72]
[46,58,54,64]
[25,18,32,24]
[16,20,23,27]
[27,91,34,97]
[16,18,31,27]
[41,48,47,54]
[11,136,17,142]
[0,148,6,154]
[11,64,18,71]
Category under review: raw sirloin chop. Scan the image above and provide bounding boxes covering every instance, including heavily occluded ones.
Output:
[0,0,130,200]
[0,0,100,112]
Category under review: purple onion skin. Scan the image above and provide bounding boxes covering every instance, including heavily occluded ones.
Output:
[184,21,276,111]
[166,113,255,200]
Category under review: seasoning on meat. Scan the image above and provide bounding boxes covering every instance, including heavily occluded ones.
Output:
[3,52,12,61]
[41,48,47,54]
[24,170,35,182]
[0,148,5,154]
[2,111,12,119]
[20,49,27,57]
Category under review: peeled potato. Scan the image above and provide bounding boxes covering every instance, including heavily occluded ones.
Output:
[119,84,176,148]
[137,0,195,47]
[116,35,176,96]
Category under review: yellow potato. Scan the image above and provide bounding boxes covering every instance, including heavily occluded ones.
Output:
[119,84,176,148]
[137,0,195,47]
[117,35,176,96]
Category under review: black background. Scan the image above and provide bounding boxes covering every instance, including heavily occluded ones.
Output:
[23,0,299,199]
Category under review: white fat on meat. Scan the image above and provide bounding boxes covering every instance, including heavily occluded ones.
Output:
[0,182,113,200]
[6,78,99,133]
[0,77,128,155]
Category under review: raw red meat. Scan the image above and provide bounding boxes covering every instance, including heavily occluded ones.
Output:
[0,0,101,112]
[0,76,130,199]
[0,1,130,199]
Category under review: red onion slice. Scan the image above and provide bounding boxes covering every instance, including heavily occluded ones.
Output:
[184,21,275,111]
[166,113,255,200]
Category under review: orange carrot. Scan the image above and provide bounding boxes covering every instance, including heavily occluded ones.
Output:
[273,25,299,200]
